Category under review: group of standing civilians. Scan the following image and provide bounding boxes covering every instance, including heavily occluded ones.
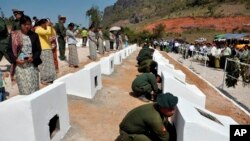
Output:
[0,9,128,100]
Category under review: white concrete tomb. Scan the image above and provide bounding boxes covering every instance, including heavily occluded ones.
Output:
[174,97,238,141]
[55,62,102,99]
[100,53,115,75]
[114,50,123,65]
[0,82,70,141]
[121,49,128,59]
[162,71,205,107]
[157,59,185,82]
[126,47,131,56]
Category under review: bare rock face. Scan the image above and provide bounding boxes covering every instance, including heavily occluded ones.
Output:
[102,0,164,26]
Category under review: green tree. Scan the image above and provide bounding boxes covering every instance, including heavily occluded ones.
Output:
[86,6,103,28]
[153,23,166,39]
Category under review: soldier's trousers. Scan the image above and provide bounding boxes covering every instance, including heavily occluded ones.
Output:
[115,130,151,141]
[132,84,152,98]
[58,38,66,60]
[82,37,87,46]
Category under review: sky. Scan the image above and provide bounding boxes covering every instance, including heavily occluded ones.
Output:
[0,0,117,27]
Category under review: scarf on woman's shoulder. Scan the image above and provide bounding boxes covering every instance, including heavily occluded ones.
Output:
[10,30,23,81]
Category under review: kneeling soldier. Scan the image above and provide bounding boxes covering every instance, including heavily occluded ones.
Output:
[116,93,178,141]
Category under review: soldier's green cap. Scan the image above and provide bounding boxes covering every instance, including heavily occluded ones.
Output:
[12,9,24,14]
[156,93,178,108]
[59,16,66,19]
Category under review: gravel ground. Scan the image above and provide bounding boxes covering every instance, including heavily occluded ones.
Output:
[167,52,250,112]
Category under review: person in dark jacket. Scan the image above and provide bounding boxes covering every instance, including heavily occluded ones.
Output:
[7,15,42,95]
[116,93,178,141]
[0,17,11,62]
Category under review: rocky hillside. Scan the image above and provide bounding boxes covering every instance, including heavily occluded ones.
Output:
[102,0,250,28]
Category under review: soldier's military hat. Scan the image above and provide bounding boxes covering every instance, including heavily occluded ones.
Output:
[156,93,178,108]
[12,9,24,14]
[59,15,66,19]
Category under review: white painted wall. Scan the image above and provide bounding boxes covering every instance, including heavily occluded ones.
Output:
[125,48,130,56]
[127,46,132,55]
[153,50,162,60]
[55,62,102,99]
[162,71,206,108]
[114,51,123,65]
[0,82,70,141]
[157,60,186,82]
[174,97,238,141]
[131,44,137,52]
[121,49,127,59]
[100,54,115,75]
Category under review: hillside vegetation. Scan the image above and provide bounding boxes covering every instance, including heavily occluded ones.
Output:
[102,0,250,42]
[103,0,250,27]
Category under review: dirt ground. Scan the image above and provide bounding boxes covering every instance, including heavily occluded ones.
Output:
[62,49,144,141]
[62,48,249,141]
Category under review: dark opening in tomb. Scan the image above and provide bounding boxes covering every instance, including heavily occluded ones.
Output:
[94,76,98,87]
[111,60,113,69]
[196,108,224,126]
[49,114,60,139]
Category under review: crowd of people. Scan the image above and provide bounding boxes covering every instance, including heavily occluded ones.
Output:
[0,9,129,101]
[152,39,250,68]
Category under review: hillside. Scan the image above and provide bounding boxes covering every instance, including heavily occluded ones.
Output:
[102,0,250,42]
[103,0,250,27]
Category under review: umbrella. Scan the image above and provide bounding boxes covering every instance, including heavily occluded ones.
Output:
[109,26,121,31]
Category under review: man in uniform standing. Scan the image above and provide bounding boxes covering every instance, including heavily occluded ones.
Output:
[0,17,11,62]
[116,93,178,141]
[54,15,66,61]
[11,9,24,31]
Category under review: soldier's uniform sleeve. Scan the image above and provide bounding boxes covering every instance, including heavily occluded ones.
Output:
[148,118,169,141]
[59,24,66,37]
[148,73,158,92]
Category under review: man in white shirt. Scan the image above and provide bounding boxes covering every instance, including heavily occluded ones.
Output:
[188,43,195,58]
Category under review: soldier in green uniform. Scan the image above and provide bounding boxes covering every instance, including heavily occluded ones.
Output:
[54,16,66,60]
[11,9,24,31]
[131,73,161,101]
[0,17,11,62]
[138,59,158,76]
[136,40,154,65]
[116,93,178,141]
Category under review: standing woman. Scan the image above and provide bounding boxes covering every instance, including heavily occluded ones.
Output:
[97,27,104,54]
[118,32,123,50]
[7,15,42,95]
[66,23,79,68]
[35,19,56,85]
[88,24,97,61]
[109,31,115,51]
[47,19,59,73]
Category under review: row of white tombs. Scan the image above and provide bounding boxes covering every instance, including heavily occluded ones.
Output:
[0,44,239,141]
